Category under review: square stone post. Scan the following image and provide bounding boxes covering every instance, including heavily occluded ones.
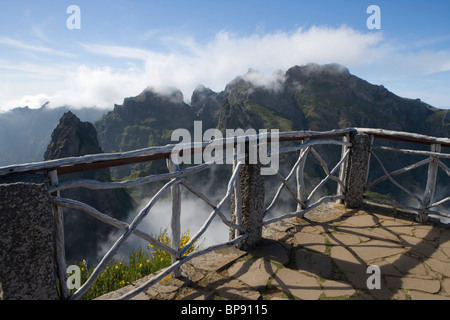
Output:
[0,174,59,300]
[344,132,371,209]
[230,144,265,249]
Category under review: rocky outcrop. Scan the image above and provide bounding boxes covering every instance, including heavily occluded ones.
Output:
[45,111,103,160]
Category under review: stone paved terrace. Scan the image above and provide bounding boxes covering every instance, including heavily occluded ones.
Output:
[98,202,450,300]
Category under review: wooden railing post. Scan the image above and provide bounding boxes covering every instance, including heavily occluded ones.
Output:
[420,143,441,222]
[337,134,350,202]
[344,132,371,209]
[232,146,243,244]
[296,139,309,211]
[47,170,70,299]
[166,158,181,277]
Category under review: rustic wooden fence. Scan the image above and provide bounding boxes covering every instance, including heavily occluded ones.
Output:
[0,127,449,300]
[359,128,450,223]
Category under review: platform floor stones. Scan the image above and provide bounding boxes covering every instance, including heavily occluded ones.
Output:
[97,202,450,300]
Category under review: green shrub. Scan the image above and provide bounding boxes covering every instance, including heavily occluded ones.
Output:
[69,228,202,300]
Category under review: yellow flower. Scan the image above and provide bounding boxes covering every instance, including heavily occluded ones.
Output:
[146,259,150,263]
[139,263,143,268]
[115,265,119,270]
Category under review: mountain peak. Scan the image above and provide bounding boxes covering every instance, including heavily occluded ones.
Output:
[286,63,350,82]
[44,111,103,160]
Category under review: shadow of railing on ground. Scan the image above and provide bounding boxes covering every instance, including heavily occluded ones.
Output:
[223,204,449,300]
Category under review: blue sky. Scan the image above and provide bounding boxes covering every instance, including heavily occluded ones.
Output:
[0,0,449,111]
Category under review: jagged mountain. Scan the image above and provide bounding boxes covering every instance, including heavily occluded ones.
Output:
[213,64,449,205]
[91,63,448,180]
[45,112,134,264]
[217,63,449,135]
[95,63,449,149]
[45,111,104,160]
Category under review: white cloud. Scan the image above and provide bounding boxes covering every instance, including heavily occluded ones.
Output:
[0,37,75,57]
[72,26,386,103]
[2,25,450,111]
[138,25,386,98]
[7,93,51,110]
[81,43,153,60]
[49,65,148,109]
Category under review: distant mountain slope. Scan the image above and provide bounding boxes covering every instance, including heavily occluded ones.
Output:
[0,104,105,166]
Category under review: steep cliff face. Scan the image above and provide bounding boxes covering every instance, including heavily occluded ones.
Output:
[191,85,222,129]
[45,112,134,264]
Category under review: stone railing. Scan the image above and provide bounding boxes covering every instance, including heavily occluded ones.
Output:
[0,127,449,300]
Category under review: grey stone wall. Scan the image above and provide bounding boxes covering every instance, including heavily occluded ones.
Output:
[0,177,59,300]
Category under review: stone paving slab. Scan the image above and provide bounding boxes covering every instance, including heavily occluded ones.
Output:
[424,258,450,277]
[295,248,333,279]
[409,291,450,300]
[187,246,247,272]
[98,202,450,300]
[228,257,278,290]
[385,276,441,294]
[350,239,406,262]
[321,279,356,298]
[249,241,290,266]
[271,268,323,300]
[294,232,328,253]
[214,279,261,300]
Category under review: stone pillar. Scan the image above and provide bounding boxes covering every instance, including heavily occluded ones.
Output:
[344,133,371,209]
[230,161,265,249]
[0,175,59,300]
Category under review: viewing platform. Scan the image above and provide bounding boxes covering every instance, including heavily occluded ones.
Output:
[1,127,449,300]
[98,202,450,300]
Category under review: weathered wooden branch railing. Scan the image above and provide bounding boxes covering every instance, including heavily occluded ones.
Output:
[1,127,449,300]
[358,128,450,223]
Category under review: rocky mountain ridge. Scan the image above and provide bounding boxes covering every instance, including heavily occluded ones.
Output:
[90,63,448,180]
